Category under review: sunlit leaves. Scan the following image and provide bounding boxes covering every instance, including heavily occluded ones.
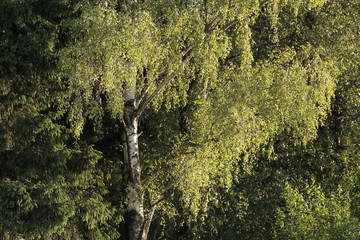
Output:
[2,0,356,239]
[276,182,360,239]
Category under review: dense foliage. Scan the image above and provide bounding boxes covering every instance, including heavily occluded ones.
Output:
[0,0,359,239]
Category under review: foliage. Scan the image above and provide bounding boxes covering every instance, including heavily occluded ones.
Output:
[0,1,122,239]
[157,0,360,239]
[0,0,359,239]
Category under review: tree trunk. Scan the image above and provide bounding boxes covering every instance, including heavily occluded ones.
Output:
[123,80,148,240]
[124,117,145,240]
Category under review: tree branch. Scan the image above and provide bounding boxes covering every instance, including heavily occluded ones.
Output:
[222,14,251,31]
[135,13,249,119]
[205,14,224,33]
[222,19,239,31]
[135,72,174,119]
[137,84,151,105]
[139,193,157,240]
[139,206,156,240]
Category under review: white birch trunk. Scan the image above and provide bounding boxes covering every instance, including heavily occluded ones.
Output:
[125,117,144,240]
[123,79,150,240]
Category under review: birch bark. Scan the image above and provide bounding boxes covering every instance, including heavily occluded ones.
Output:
[123,80,146,240]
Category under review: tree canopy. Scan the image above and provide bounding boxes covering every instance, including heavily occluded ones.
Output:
[0,0,359,239]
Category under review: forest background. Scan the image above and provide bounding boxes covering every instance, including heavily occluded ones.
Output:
[0,0,359,239]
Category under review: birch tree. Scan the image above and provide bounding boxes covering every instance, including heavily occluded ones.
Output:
[58,1,338,239]
[0,0,340,239]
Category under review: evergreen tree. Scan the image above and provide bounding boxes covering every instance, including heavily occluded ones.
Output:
[0,1,121,239]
